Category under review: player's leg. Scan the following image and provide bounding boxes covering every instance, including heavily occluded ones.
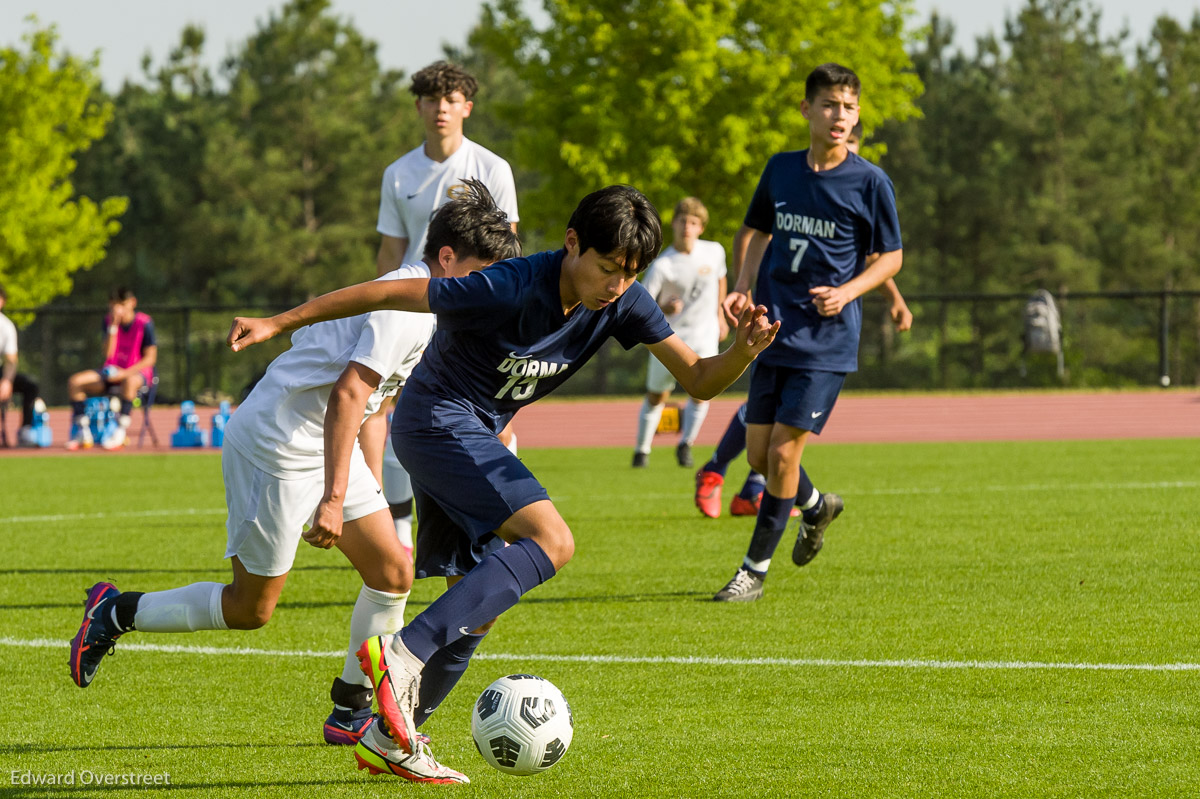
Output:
[694,403,748,517]
[101,371,145,449]
[69,450,312,687]
[676,398,708,468]
[65,369,103,449]
[362,423,559,754]
[382,434,415,561]
[633,354,674,467]
[786,372,847,566]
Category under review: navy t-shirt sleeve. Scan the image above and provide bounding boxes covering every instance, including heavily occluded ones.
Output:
[867,175,903,254]
[743,156,777,233]
[613,282,673,350]
[427,259,525,332]
[141,319,157,349]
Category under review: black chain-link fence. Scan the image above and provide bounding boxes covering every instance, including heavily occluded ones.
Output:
[7,290,1199,407]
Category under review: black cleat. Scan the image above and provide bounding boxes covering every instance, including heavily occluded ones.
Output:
[632,451,649,468]
[713,568,764,602]
[675,442,693,467]
[792,493,844,566]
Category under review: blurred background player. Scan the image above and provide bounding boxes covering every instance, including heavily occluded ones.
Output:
[69,184,519,784]
[0,283,42,446]
[694,121,912,518]
[373,60,520,561]
[715,64,903,601]
[631,197,727,468]
[64,287,157,451]
[226,185,779,783]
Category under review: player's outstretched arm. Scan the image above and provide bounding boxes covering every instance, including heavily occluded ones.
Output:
[647,305,779,400]
[227,278,432,352]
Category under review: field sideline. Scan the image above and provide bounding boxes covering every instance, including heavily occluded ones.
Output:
[1,437,1198,797]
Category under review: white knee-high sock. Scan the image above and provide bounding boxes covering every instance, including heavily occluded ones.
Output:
[681,399,710,445]
[635,399,664,454]
[340,585,410,686]
[133,582,228,632]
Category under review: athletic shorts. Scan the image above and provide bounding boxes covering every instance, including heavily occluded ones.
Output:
[393,419,547,579]
[644,353,678,394]
[382,434,412,505]
[744,363,846,434]
[222,445,388,577]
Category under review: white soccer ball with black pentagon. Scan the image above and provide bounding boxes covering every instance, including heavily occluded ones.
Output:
[471,674,573,775]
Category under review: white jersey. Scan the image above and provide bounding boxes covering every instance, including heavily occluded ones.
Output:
[224,264,437,477]
[640,240,727,356]
[377,138,519,264]
[0,313,17,359]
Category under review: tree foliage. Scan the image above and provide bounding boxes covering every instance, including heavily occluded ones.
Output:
[0,24,127,311]
[471,0,923,247]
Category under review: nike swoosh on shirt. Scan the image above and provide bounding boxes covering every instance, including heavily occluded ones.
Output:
[774,201,787,208]
[406,192,420,199]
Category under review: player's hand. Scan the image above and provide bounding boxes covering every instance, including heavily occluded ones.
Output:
[722,291,750,327]
[304,499,343,549]
[0,379,11,404]
[227,316,281,352]
[809,285,853,317]
[734,304,779,358]
[890,301,913,332]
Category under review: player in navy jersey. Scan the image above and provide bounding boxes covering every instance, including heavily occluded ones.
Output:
[694,121,912,519]
[227,185,780,779]
[713,63,903,602]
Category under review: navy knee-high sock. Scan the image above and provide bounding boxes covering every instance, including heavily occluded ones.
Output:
[703,404,748,477]
[415,632,486,727]
[794,466,824,521]
[399,538,555,663]
[744,491,797,573]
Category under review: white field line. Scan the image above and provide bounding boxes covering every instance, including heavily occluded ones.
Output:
[2,479,1197,525]
[5,636,1198,672]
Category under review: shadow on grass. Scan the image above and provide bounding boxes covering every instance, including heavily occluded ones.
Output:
[4,777,368,796]
[1,741,327,755]
[3,565,350,576]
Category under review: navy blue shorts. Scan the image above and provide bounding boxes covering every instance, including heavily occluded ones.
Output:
[393,420,548,579]
[744,363,846,433]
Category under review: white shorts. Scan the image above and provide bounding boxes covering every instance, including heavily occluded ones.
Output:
[645,354,678,393]
[222,445,388,577]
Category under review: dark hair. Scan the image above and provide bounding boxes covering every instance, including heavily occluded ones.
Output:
[805,63,861,101]
[566,185,663,274]
[409,61,478,101]
[423,178,521,263]
[850,120,864,138]
[108,286,136,302]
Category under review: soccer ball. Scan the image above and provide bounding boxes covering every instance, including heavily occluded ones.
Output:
[470,674,573,776]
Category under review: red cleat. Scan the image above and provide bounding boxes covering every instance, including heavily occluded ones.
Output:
[694,470,724,518]
[730,494,801,517]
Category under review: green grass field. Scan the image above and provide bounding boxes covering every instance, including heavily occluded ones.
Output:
[2,439,1198,798]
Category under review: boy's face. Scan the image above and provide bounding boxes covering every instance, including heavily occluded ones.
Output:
[108,298,137,325]
[561,229,641,311]
[415,91,472,138]
[671,213,705,249]
[801,85,860,150]
[846,133,860,154]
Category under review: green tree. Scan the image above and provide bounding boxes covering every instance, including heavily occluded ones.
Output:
[194,0,408,302]
[472,0,922,249]
[0,24,127,311]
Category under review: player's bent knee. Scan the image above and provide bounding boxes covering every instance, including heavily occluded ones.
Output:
[223,603,274,630]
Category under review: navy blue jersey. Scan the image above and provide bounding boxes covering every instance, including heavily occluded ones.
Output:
[394,249,673,434]
[744,149,902,372]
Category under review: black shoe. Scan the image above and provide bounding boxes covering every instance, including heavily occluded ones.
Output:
[792,493,844,566]
[632,451,649,468]
[675,442,693,467]
[713,568,764,602]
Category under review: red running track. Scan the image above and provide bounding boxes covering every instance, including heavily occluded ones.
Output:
[3,391,1196,457]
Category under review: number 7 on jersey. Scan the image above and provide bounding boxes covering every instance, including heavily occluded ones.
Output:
[789,237,809,272]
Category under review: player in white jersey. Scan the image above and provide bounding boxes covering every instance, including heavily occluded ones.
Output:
[632,197,728,468]
[372,61,520,560]
[69,182,520,785]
